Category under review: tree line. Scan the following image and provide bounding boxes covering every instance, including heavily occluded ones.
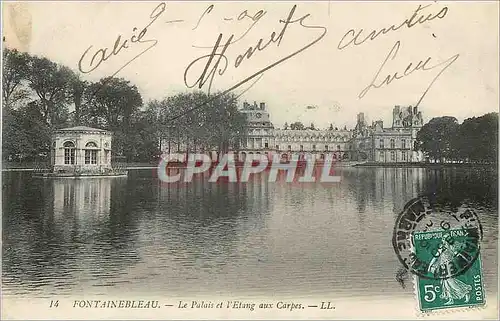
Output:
[416,113,498,163]
[2,48,248,163]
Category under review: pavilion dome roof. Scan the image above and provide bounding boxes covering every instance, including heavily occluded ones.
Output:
[56,126,109,132]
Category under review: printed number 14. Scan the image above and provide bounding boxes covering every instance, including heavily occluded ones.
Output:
[423,285,440,302]
[49,300,59,308]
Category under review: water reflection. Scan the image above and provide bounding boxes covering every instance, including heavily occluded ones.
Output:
[52,178,111,232]
[2,167,498,299]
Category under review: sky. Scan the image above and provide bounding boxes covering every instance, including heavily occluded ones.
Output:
[3,1,499,129]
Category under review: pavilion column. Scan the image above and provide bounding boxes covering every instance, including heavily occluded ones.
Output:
[75,137,79,165]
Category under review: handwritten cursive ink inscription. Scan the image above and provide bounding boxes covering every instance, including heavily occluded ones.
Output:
[184,5,326,93]
[78,2,168,76]
[184,34,232,93]
[193,8,267,49]
[192,4,214,30]
[359,41,459,107]
[172,5,327,122]
[338,4,448,50]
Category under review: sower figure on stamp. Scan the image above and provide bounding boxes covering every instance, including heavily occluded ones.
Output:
[428,237,473,305]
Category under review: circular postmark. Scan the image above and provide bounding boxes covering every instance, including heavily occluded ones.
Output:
[392,193,483,280]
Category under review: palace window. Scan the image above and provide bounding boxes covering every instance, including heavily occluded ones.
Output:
[288,145,291,151]
[390,139,395,149]
[276,145,280,151]
[379,151,384,160]
[402,151,407,161]
[63,141,76,165]
[325,145,329,151]
[264,142,269,148]
[337,144,341,150]
[312,145,316,151]
[391,151,395,161]
[379,139,384,149]
[402,139,406,149]
[85,142,98,165]
[300,145,304,151]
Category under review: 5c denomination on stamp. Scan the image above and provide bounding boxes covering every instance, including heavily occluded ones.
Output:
[392,193,486,312]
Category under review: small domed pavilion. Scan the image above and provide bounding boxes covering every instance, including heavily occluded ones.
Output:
[42,126,126,177]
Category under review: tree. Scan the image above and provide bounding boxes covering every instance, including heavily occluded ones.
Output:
[153,91,248,157]
[2,108,32,161]
[2,48,30,109]
[69,75,87,126]
[83,77,142,130]
[283,122,289,130]
[328,123,334,130]
[126,109,162,162]
[3,52,74,161]
[308,122,316,130]
[203,92,247,154]
[290,121,305,130]
[416,116,459,162]
[82,77,143,160]
[26,56,75,126]
[455,113,498,163]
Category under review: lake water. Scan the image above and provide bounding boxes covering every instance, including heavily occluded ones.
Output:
[2,167,498,300]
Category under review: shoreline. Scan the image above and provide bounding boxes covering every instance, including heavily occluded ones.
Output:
[353,162,497,168]
[2,162,497,172]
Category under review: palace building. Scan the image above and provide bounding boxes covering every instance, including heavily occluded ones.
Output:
[238,102,424,163]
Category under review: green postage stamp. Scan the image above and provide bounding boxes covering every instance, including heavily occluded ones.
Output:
[412,229,486,312]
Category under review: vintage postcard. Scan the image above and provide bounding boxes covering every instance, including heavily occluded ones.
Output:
[1,1,498,319]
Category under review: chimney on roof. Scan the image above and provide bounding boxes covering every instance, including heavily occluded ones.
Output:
[260,102,265,110]
[357,113,365,124]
